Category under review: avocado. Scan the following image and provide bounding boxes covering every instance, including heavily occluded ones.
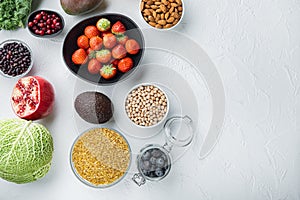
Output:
[74,91,113,124]
[60,0,103,15]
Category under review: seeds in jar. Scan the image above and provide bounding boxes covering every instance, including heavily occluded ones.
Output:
[0,41,31,77]
[71,128,131,186]
[125,85,168,127]
[140,0,183,29]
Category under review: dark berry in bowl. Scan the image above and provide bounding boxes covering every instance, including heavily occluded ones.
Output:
[0,40,33,78]
[27,10,64,38]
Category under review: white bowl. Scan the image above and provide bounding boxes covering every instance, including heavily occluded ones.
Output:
[0,39,33,78]
[125,83,170,129]
[139,0,185,30]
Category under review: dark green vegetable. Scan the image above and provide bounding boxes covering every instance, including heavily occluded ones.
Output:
[0,0,32,30]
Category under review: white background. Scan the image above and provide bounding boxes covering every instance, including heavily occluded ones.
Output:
[0,0,299,199]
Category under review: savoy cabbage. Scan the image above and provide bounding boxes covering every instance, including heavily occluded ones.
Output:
[0,119,53,184]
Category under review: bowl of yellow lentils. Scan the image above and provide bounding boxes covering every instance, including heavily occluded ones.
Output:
[70,127,131,188]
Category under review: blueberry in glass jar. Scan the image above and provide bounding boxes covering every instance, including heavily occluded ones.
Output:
[0,41,31,77]
[139,147,170,179]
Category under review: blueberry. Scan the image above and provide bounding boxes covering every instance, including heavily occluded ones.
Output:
[141,151,151,161]
[148,171,156,178]
[150,156,156,165]
[142,160,151,170]
[151,149,162,158]
[149,164,156,172]
[142,169,150,177]
[156,157,165,167]
[155,168,165,177]
[161,153,167,161]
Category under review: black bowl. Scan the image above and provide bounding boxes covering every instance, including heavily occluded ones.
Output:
[27,9,65,38]
[62,13,145,85]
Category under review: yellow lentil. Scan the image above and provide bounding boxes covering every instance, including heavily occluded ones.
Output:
[72,128,131,186]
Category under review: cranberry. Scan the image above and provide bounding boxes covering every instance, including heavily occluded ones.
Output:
[29,10,63,36]
[35,14,42,20]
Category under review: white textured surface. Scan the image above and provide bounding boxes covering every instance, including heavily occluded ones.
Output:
[0,0,299,200]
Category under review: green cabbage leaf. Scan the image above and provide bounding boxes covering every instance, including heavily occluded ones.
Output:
[0,119,53,184]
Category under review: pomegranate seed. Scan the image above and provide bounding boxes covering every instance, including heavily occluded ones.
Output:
[28,22,33,27]
[33,19,38,24]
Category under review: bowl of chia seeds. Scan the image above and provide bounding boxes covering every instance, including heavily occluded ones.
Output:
[0,39,33,78]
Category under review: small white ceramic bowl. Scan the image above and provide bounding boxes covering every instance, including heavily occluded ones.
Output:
[125,83,170,129]
[0,39,33,78]
[139,0,185,30]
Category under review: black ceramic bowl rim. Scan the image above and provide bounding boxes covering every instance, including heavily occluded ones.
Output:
[62,13,145,86]
[27,9,65,38]
[70,127,132,188]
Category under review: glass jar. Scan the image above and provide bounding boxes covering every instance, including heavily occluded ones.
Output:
[132,115,193,186]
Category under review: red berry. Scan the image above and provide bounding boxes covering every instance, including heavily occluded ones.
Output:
[35,14,42,20]
[28,22,33,27]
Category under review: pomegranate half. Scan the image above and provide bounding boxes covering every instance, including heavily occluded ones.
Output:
[11,76,55,120]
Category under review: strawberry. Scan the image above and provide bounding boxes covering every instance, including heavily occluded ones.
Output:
[89,36,103,50]
[118,57,133,73]
[88,59,102,74]
[116,34,129,45]
[84,26,100,39]
[72,48,88,65]
[100,64,117,79]
[96,49,112,63]
[112,44,127,59]
[103,33,117,49]
[125,39,140,55]
[111,21,126,35]
[77,35,89,49]
[96,18,111,32]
